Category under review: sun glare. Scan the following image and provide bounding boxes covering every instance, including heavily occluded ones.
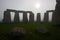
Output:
[35,2,40,9]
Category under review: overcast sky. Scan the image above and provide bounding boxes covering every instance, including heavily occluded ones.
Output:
[0,0,56,21]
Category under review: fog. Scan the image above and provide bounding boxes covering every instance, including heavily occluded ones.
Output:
[0,0,56,21]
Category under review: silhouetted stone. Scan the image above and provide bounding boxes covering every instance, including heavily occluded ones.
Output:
[37,13,41,22]
[3,11,11,23]
[7,9,25,13]
[23,12,28,22]
[29,12,34,22]
[8,27,26,40]
[14,12,20,22]
[52,0,60,26]
[44,12,48,22]
[3,9,35,22]
[56,0,60,3]
[44,10,54,22]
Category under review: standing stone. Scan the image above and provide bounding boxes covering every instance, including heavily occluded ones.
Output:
[3,11,11,23]
[29,12,34,22]
[44,12,49,22]
[37,13,41,22]
[52,0,60,26]
[23,12,28,22]
[14,12,20,22]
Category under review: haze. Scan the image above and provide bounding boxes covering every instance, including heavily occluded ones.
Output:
[0,0,56,21]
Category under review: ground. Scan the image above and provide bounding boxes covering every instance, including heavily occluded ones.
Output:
[0,22,60,40]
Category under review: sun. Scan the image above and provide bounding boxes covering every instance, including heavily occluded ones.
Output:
[35,2,40,9]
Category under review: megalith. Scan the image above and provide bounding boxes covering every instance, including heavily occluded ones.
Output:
[44,12,48,22]
[3,11,11,23]
[37,13,41,22]
[14,12,20,22]
[23,12,28,22]
[52,0,60,26]
[29,12,34,22]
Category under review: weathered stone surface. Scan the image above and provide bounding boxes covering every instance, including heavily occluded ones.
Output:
[3,11,11,23]
[36,27,50,36]
[14,12,20,22]
[8,27,26,40]
[36,27,48,34]
[37,13,41,22]
[52,0,60,26]
[29,12,34,22]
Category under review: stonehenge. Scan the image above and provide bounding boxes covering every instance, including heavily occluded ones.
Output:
[44,10,54,22]
[3,9,34,22]
[3,9,54,23]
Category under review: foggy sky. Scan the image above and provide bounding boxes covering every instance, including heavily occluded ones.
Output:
[0,0,56,21]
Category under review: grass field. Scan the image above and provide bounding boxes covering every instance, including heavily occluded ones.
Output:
[0,22,60,40]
